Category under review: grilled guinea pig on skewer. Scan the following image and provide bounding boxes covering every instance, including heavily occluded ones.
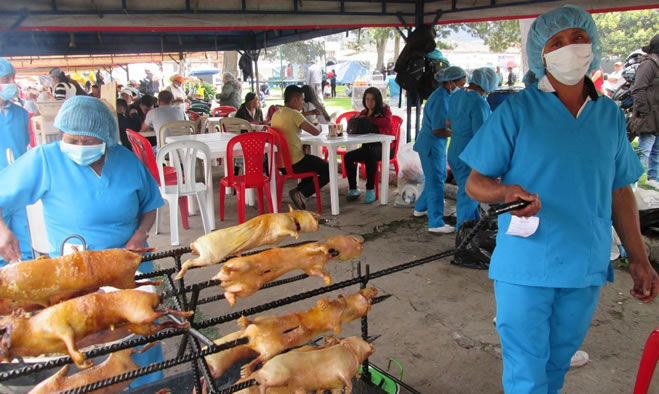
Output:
[175,208,321,280]
[0,249,155,307]
[0,289,193,369]
[215,235,364,306]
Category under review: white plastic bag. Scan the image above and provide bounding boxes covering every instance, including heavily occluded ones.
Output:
[394,143,424,207]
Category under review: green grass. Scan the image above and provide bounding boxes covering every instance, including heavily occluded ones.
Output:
[264,85,354,117]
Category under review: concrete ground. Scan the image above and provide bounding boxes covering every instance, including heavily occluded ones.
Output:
[148,166,659,394]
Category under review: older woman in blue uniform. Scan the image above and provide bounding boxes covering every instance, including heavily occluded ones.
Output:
[446,67,498,230]
[0,96,166,388]
[0,58,32,265]
[460,5,659,393]
[413,66,466,234]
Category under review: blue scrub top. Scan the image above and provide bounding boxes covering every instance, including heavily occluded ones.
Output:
[447,89,492,162]
[414,86,451,157]
[386,75,401,97]
[0,102,30,170]
[460,84,643,288]
[0,143,164,257]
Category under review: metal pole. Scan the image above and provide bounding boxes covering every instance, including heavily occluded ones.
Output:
[255,50,260,95]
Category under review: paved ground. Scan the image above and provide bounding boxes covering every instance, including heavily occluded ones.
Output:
[147,166,659,394]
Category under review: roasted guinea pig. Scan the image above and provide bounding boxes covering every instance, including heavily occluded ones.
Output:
[27,343,158,394]
[0,290,192,368]
[175,209,320,280]
[238,287,377,376]
[0,249,151,307]
[251,336,373,394]
[203,331,258,382]
[216,235,364,306]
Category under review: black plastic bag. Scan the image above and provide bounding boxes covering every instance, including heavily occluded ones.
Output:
[451,218,498,270]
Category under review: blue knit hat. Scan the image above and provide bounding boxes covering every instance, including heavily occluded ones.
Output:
[0,58,15,77]
[54,96,119,147]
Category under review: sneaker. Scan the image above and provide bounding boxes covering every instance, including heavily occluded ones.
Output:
[346,189,361,201]
[413,210,427,217]
[646,179,659,189]
[289,189,306,210]
[363,189,376,204]
[429,224,455,234]
[570,350,589,368]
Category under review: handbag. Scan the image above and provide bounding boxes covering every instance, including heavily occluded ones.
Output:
[347,116,380,135]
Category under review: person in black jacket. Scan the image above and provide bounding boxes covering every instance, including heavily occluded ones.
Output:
[234,92,264,123]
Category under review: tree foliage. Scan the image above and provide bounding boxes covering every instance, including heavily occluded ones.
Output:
[263,40,325,65]
[453,20,521,52]
[593,10,658,60]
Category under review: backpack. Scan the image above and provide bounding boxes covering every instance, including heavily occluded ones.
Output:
[394,25,436,106]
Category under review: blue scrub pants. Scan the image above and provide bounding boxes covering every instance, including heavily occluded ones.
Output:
[494,281,601,394]
[415,149,447,228]
[638,134,659,180]
[447,156,479,230]
[0,208,33,266]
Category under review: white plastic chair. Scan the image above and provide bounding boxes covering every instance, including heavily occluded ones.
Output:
[155,140,211,246]
[5,148,50,257]
[219,117,253,134]
[158,120,196,147]
[31,115,61,145]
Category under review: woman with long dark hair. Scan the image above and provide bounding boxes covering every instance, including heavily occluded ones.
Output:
[344,87,393,204]
[301,84,331,124]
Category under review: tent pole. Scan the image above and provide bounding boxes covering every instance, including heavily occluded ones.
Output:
[254,50,260,96]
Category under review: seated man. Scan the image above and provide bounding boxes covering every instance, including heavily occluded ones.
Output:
[271,85,329,209]
[141,90,186,146]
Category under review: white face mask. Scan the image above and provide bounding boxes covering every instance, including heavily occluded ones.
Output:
[543,43,593,86]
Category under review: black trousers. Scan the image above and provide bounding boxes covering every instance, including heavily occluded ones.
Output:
[291,154,329,197]
[345,143,389,190]
[331,82,337,97]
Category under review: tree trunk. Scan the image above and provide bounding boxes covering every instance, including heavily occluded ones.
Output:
[222,51,239,78]
[394,33,401,64]
[376,38,387,70]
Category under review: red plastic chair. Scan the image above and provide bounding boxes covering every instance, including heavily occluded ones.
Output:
[126,129,189,229]
[348,115,403,200]
[634,325,659,394]
[219,133,275,223]
[212,105,237,117]
[266,126,322,214]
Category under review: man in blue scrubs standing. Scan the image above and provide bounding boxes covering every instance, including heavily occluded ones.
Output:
[460,5,659,393]
[414,66,466,234]
[0,57,32,265]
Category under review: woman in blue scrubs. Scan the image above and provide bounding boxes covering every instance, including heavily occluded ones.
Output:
[413,66,466,234]
[460,5,659,393]
[446,67,498,230]
[0,58,32,265]
[0,96,165,388]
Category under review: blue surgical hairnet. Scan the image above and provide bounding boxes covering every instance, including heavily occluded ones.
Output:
[0,58,15,77]
[522,70,538,86]
[425,49,449,64]
[435,66,467,82]
[527,5,601,78]
[54,96,119,147]
[469,67,499,92]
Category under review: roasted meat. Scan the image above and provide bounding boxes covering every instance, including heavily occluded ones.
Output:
[175,209,320,280]
[203,331,258,382]
[0,249,151,307]
[238,287,377,376]
[251,336,373,394]
[27,343,158,394]
[216,235,364,306]
[0,290,192,368]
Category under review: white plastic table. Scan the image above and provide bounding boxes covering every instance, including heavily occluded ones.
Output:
[165,133,278,229]
[300,133,395,215]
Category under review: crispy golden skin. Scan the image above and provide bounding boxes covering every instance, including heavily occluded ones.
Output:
[28,343,158,394]
[203,331,258,382]
[0,290,192,368]
[0,249,146,307]
[238,288,377,376]
[216,235,364,306]
[176,210,320,280]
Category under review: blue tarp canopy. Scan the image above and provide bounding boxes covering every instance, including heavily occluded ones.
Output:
[334,61,369,84]
[190,67,220,76]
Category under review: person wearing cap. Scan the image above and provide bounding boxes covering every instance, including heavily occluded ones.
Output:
[164,74,188,113]
[142,90,186,146]
[446,67,498,230]
[413,66,466,234]
[0,95,164,387]
[459,6,658,392]
[0,57,32,265]
[120,87,138,105]
[633,34,659,189]
[49,67,78,100]
[606,61,625,92]
[235,92,264,123]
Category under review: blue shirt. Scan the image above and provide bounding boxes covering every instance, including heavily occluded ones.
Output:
[0,102,30,170]
[459,84,643,288]
[386,75,401,97]
[447,89,492,163]
[0,143,164,257]
[414,86,451,157]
